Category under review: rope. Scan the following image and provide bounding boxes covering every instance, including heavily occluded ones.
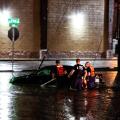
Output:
[40,78,56,87]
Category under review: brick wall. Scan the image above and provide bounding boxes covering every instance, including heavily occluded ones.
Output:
[0,0,109,59]
[0,0,40,58]
[47,0,105,57]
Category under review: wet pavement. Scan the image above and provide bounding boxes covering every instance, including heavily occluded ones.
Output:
[0,60,119,120]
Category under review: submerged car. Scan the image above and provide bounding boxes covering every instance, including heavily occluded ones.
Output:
[10,65,105,89]
[10,65,73,85]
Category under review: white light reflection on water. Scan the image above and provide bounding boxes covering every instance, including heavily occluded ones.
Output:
[0,73,12,92]
[0,63,12,71]
[63,98,75,120]
[64,97,88,120]
[80,117,87,120]
[0,73,12,120]
[0,95,10,120]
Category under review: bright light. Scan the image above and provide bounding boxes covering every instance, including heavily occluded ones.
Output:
[68,12,87,39]
[0,9,11,26]
[68,12,85,29]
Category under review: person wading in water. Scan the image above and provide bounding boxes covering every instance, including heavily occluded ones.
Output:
[68,59,87,90]
[85,62,95,89]
[51,60,67,89]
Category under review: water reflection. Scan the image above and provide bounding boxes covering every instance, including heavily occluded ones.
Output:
[106,90,120,120]
[38,89,114,120]
[0,94,10,120]
[0,73,12,92]
[0,71,119,120]
[0,73,12,120]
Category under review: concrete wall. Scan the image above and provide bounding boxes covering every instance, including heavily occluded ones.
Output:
[0,0,109,59]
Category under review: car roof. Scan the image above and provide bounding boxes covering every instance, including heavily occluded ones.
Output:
[40,65,73,70]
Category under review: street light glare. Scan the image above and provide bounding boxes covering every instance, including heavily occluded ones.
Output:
[68,12,85,29]
[0,9,11,26]
[68,12,86,39]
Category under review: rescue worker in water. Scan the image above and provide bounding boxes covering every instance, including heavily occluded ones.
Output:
[85,62,95,89]
[51,60,68,89]
[68,58,87,90]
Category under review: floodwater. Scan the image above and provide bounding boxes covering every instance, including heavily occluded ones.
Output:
[0,60,119,120]
[0,71,119,120]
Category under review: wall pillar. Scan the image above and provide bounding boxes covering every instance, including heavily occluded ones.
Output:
[108,0,114,49]
[40,0,48,49]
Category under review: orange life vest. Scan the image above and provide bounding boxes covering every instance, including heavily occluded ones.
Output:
[90,66,95,77]
[56,65,65,76]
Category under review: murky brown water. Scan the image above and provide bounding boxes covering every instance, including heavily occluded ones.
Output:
[0,71,120,120]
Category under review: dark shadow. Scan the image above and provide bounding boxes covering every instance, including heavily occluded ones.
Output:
[113,72,120,90]
[106,89,120,120]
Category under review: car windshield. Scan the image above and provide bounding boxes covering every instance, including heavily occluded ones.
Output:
[37,67,51,76]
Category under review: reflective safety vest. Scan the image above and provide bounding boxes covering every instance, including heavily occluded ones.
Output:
[56,65,65,76]
[90,66,95,77]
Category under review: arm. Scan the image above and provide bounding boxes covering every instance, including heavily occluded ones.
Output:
[83,70,87,80]
[50,67,56,79]
[51,72,55,79]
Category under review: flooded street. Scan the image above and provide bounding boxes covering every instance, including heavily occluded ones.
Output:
[0,60,119,120]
